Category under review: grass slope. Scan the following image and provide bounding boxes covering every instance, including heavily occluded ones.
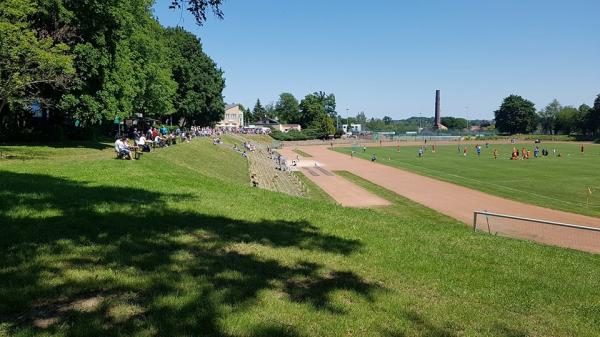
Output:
[334,142,600,217]
[1,139,599,337]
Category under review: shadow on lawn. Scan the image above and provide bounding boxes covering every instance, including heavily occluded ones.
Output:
[0,140,112,151]
[0,171,373,337]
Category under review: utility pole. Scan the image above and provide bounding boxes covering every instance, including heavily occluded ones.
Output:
[346,108,349,133]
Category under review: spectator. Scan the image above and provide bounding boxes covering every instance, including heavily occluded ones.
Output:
[114,136,134,160]
[138,134,150,152]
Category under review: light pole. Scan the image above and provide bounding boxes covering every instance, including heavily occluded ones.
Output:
[465,106,469,135]
[346,108,349,133]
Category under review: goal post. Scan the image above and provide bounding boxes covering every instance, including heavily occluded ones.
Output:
[472,210,600,253]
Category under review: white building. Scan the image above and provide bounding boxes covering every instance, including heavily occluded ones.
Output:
[342,124,362,134]
[216,104,244,129]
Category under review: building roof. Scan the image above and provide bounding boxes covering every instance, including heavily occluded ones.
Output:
[225,103,239,110]
[254,118,279,125]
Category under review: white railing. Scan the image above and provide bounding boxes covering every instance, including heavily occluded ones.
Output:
[473,211,600,233]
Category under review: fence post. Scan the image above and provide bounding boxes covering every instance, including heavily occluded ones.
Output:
[472,212,478,231]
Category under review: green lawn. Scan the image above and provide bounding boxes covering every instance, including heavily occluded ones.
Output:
[334,142,600,217]
[292,149,312,158]
[1,139,599,337]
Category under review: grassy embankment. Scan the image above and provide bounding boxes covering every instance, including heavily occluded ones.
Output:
[292,149,312,158]
[335,142,600,217]
[1,139,599,337]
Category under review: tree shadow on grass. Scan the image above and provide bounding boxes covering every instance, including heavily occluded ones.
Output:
[0,140,112,151]
[0,171,375,337]
[382,310,458,337]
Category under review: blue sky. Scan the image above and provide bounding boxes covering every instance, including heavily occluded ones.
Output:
[153,0,600,120]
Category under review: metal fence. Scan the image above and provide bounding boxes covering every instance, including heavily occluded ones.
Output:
[473,211,600,253]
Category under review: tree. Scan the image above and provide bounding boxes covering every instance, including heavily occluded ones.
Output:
[312,91,336,119]
[382,116,393,125]
[165,27,224,126]
[494,95,537,134]
[554,106,579,134]
[355,112,367,125]
[577,104,592,134]
[310,114,335,138]
[274,93,300,123]
[538,99,561,134]
[264,103,277,119]
[168,0,224,25]
[0,0,74,130]
[587,95,600,136]
[298,94,326,128]
[441,116,468,130]
[253,99,266,121]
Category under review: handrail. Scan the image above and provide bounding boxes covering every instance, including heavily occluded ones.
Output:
[473,211,600,233]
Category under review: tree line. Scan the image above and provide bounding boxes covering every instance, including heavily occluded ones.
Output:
[495,94,600,136]
[242,92,337,139]
[0,0,225,140]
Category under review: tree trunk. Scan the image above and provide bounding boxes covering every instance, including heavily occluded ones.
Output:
[0,100,6,117]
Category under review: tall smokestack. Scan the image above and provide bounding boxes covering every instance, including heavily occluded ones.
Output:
[434,90,441,129]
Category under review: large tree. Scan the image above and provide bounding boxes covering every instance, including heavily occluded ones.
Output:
[274,93,300,123]
[538,99,561,134]
[310,113,336,138]
[252,99,266,121]
[441,116,468,130]
[0,0,74,130]
[587,95,600,136]
[312,91,336,119]
[298,94,325,128]
[168,0,224,25]
[355,112,367,125]
[165,27,224,126]
[578,103,592,135]
[494,95,537,134]
[554,106,579,135]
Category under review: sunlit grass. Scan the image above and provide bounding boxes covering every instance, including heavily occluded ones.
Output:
[334,142,600,217]
[0,138,599,336]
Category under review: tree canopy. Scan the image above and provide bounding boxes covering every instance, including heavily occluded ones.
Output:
[275,93,300,124]
[0,0,75,130]
[441,117,468,130]
[169,0,224,25]
[1,0,226,139]
[494,95,537,134]
[538,99,561,134]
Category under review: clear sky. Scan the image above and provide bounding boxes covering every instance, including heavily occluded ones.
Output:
[153,0,600,120]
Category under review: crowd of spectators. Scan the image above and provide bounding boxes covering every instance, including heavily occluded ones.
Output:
[114,125,250,160]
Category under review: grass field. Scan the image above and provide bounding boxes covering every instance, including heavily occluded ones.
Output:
[1,139,600,336]
[334,142,600,217]
[292,149,313,158]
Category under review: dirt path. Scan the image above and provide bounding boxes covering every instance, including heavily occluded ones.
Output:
[283,145,600,254]
[286,158,390,207]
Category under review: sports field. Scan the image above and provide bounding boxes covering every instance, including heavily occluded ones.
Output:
[1,139,600,336]
[334,142,600,217]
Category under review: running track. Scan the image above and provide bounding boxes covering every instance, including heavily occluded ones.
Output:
[282,145,600,254]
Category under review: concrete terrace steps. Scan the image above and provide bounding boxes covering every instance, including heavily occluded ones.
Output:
[224,134,307,197]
